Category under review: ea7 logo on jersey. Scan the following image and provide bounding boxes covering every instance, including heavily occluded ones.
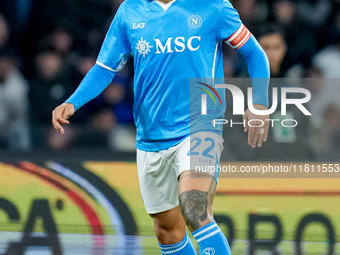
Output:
[133,23,145,29]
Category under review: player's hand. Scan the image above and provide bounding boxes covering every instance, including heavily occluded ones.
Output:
[243,104,269,148]
[52,103,75,134]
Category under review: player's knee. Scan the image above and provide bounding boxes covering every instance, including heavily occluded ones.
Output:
[179,190,211,231]
[153,219,182,245]
[154,224,171,244]
[151,209,185,244]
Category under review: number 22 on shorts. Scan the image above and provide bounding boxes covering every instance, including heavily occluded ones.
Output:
[187,137,215,159]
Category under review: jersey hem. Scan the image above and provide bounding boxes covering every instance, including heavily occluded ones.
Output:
[136,134,190,152]
[136,130,223,152]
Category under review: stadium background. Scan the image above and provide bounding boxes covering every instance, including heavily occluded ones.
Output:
[0,0,340,254]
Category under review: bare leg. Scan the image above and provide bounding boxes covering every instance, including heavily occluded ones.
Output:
[178,170,216,232]
[150,205,187,245]
[178,170,231,254]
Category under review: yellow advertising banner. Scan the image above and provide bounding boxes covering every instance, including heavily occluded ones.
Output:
[0,161,339,254]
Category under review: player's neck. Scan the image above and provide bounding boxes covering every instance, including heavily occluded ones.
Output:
[156,0,175,4]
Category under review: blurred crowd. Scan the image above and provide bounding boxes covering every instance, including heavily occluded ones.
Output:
[0,0,339,160]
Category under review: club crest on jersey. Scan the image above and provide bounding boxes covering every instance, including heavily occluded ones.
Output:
[136,37,153,58]
[187,15,202,28]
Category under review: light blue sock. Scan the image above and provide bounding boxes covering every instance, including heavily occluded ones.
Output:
[192,221,231,255]
[159,232,197,255]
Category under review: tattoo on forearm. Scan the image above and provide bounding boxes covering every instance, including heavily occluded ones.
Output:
[179,190,208,230]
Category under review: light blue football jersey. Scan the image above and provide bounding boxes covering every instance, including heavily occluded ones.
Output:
[97,0,244,151]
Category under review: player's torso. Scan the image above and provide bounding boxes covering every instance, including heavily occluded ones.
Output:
[124,0,220,68]
[120,0,225,151]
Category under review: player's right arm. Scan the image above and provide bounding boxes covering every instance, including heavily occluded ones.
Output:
[52,3,131,134]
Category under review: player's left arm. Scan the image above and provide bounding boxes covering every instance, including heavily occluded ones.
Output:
[227,30,270,148]
[217,0,270,148]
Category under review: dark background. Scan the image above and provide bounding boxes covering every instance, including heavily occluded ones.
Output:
[0,0,339,161]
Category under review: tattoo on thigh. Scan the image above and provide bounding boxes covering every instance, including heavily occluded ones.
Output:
[179,190,208,230]
[179,179,217,230]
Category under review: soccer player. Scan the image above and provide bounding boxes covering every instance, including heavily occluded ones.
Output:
[52,0,270,254]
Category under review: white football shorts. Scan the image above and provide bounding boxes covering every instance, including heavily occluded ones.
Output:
[137,132,224,214]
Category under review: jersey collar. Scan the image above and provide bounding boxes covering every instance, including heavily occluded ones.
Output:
[154,0,177,11]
